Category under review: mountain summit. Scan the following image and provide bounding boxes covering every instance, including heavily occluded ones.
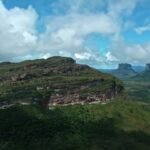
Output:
[108,63,137,79]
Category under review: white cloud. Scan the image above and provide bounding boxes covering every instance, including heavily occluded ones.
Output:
[75,52,91,60]
[110,38,150,64]
[51,0,105,13]
[108,0,139,17]
[105,51,118,62]
[0,0,38,61]
[0,0,148,68]
[37,13,119,53]
[135,24,150,34]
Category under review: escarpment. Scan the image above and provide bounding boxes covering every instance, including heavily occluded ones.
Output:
[0,56,124,106]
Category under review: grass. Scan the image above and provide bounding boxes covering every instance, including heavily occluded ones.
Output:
[123,80,150,103]
[0,100,149,150]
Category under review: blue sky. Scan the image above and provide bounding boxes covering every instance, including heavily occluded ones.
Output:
[0,0,150,68]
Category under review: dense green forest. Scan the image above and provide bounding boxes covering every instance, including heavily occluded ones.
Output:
[0,100,150,150]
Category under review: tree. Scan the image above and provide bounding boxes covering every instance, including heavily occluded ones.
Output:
[34,90,52,108]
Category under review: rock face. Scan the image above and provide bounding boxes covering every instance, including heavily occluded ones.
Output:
[111,63,137,78]
[118,63,133,71]
[145,64,150,72]
[0,56,125,106]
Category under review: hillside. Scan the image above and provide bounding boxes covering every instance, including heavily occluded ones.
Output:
[0,100,149,150]
[99,64,150,103]
[133,72,150,81]
[0,56,124,107]
[123,64,150,102]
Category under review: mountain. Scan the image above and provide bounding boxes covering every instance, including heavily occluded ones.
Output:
[113,63,137,78]
[132,65,145,73]
[133,64,150,80]
[100,64,137,79]
[99,65,145,77]
[0,57,149,150]
[0,56,124,107]
[0,100,149,150]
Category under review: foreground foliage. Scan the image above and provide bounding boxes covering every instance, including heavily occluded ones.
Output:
[0,100,150,150]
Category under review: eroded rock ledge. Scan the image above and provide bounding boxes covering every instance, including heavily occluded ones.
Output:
[0,56,124,107]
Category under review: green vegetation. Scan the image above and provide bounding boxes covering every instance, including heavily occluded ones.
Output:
[0,57,124,105]
[99,67,150,103]
[123,80,150,103]
[0,57,149,150]
[0,100,149,150]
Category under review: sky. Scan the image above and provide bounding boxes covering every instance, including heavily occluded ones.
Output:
[0,0,150,68]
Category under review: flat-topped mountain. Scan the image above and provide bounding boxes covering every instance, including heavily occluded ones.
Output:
[107,63,137,79]
[116,63,136,74]
[118,63,133,70]
[0,56,124,107]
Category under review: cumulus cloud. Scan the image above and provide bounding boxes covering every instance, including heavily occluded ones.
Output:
[135,24,150,34]
[0,0,38,61]
[108,0,139,17]
[0,0,149,68]
[37,13,119,53]
[109,39,150,64]
[105,51,118,62]
[0,0,117,64]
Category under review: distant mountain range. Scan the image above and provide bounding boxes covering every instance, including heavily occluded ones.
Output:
[99,63,150,80]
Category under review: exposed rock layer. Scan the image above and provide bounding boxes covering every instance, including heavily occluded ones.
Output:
[0,56,124,106]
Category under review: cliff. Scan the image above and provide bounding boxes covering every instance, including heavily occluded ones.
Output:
[110,63,137,79]
[0,56,124,106]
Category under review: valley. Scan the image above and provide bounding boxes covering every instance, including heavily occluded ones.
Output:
[99,63,150,103]
[0,0,149,149]
[0,57,149,150]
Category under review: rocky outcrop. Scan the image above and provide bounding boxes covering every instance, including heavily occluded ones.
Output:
[50,90,119,105]
[11,73,36,81]
[50,94,108,105]
[118,63,133,71]
[0,56,125,106]
[48,78,123,105]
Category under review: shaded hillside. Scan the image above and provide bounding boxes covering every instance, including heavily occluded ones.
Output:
[0,100,149,150]
[133,64,150,81]
[124,80,150,103]
[0,56,124,106]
